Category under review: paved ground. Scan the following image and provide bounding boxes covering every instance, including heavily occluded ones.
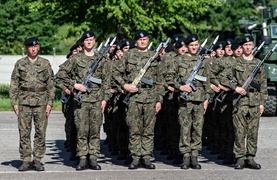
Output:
[0,111,276,180]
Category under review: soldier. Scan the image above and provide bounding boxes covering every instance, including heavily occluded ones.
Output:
[231,38,243,59]
[224,39,233,57]
[166,34,211,169]
[55,31,110,170]
[9,37,55,171]
[230,35,268,169]
[112,30,164,169]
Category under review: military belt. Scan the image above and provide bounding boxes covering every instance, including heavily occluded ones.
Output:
[20,87,46,92]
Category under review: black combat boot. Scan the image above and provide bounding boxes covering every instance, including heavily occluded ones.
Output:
[234,158,245,169]
[142,158,155,169]
[18,161,32,171]
[89,159,101,170]
[128,158,140,169]
[32,160,45,171]
[190,156,201,169]
[245,159,261,169]
[180,157,190,169]
[76,158,87,170]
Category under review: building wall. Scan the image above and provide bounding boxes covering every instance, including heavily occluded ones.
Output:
[0,55,67,84]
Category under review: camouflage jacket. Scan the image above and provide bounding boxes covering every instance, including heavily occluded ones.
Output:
[231,56,268,106]
[54,51,110,103]
[112,48,165,103]
[9,56,55,106]
[166,54,211,102]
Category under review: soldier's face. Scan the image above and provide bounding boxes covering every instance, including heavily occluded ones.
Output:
[26,45,40,58]
[177,45,187,55]
[136,37,149,50]
[115,50,124,59]
[109,44,117,53]
[187,41,199,55]
[225,45,233,56]
[215,48,225,58]
[83,37,95,50]
[242,42,254,55]
[233,46,243,57]
[122,46,129,52]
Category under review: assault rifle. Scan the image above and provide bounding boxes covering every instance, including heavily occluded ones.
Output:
[168,38,208,100]
[179,35,219,101]
[232,43,277,113]
[123,39,170,105]
[74,37,117,105]
[216,41,265,103]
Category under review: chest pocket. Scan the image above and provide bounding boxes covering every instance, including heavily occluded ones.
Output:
[36,67,48,82]
[76,60,88,81]
[18,65,28,78]
[178,62,190,81]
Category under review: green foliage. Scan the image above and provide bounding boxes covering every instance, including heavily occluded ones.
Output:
[0,84,9,98]
[0,0,58,54]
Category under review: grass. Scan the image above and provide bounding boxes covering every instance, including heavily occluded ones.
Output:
[0,98,62,111]
[0,84,62,111]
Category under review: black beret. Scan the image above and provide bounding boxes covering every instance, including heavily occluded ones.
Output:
[24,37,39,46]
[174,36,186,49]
[171,34,184,44]
[240,35,254,44]
[66,51,73,59]
[223,39,233,48]
[213,41,225,51]
[80,30,94,41]
[134,30,149,40]
[69,43,79,51]
[165,43,174,52]
[184,34,198,45]
[231,38,242,50]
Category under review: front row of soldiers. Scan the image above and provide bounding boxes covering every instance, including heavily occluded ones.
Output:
[9,29,268,171]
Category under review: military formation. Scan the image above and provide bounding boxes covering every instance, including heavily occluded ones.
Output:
[9,30,269,171]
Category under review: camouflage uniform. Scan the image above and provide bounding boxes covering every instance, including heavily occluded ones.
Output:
[166,54,211,158]
[9,56,55,162]
[112,48,164,161]
[209,56,236,162]
[55,51,110,160]
[54,59,77,158]
[230,56,267,161]
[162,51,181,161]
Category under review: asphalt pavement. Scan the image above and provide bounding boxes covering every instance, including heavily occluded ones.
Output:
[0,111,277,180]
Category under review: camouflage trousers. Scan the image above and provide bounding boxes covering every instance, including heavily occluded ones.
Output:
[178,101,204,157]
[126,101,156,159]
[74,101,102,160]
[232,105,260,160]
[18,105,48,162]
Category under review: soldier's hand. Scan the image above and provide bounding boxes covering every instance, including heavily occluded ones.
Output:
[13,105,19,116]
[110,89,116,94]
[155,102,162,115]
[101,100,107,113]
[210,84,220,92]
[46,105,52,117]
[65,88,71,95]
[168,86,175,92]
[74,83,87,92]
[180,85,192,92]
[123,84,138,93]
[218,84,231,91]
[259,105,264,117]
[235,87,247,96]
[203,100,209,114]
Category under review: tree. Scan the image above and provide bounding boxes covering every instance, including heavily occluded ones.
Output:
[0,0,58,54]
